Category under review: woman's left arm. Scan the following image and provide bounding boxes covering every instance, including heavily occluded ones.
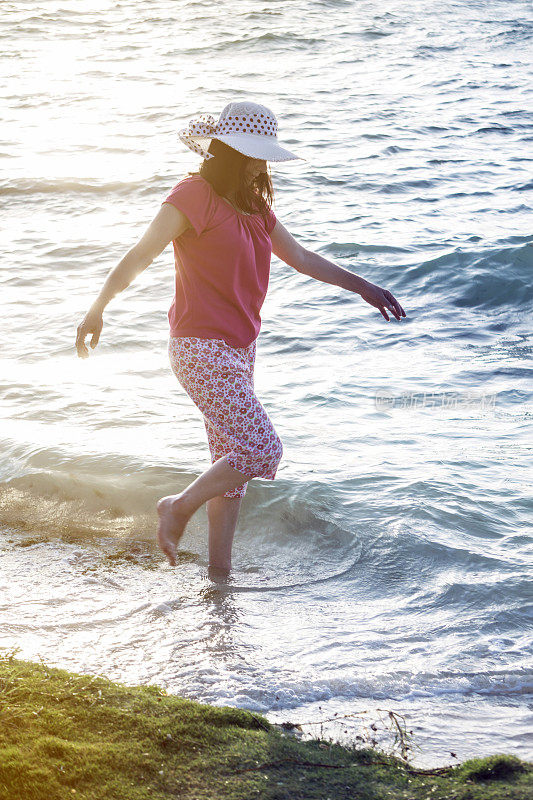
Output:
[270,220,406,322]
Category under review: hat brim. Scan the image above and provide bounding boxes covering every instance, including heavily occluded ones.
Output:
[216,134,304,162]
[187,133,305,162]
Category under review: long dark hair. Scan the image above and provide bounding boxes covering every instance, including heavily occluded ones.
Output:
[187,138,275,224]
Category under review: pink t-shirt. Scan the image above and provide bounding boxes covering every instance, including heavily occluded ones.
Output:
[162,174,277,348]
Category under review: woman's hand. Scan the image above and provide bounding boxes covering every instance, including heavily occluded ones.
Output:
[76,307,103,358]
[358,280,406,322]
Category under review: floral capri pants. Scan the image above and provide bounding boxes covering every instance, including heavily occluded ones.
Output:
[168,336,283,499]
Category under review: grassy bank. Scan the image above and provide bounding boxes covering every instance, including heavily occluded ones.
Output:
[0,653,530,800]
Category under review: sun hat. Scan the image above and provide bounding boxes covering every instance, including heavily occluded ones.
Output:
[177,101,306,162]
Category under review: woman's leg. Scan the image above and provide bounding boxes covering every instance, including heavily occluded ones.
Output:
[206,495,243,571]
[162,336,282,568]
[157,456,251,566]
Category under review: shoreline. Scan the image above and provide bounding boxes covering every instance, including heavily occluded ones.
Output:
[1,652,531,799]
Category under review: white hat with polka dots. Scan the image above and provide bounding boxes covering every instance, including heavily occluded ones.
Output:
[178,101,305,162]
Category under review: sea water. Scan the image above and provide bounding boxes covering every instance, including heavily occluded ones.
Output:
[1,0,532,768]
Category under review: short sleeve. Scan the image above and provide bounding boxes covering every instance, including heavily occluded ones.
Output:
[265,207,277,236]
[162,176,213,237]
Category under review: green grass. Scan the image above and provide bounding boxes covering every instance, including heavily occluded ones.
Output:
[0,652,530,800]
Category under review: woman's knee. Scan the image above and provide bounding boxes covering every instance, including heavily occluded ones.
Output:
[229,430,282,480]
[261,431,283,475]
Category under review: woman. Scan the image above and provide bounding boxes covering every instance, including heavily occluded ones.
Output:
[75,100,406,576]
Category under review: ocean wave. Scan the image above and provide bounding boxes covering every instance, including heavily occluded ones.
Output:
[400,241,533,309]
[173,666,533,713]
[1,457,528,601]
[0,464,358,558]
[0,178,148,198]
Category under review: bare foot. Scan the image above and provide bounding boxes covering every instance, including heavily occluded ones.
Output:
[156,495,192,566]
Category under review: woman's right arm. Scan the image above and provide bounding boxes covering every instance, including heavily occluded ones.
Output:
[75,203,191,358]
